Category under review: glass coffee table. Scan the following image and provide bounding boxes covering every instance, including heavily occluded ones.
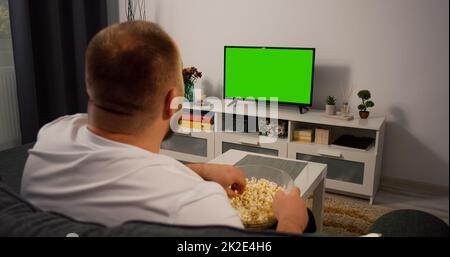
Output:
[209,149,327,232]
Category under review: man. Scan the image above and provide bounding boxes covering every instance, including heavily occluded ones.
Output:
[21,21,310,233]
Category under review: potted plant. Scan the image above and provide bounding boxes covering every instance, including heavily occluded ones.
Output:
[325,96,336,115]
[357,90,375,119]
[182,67,202,102]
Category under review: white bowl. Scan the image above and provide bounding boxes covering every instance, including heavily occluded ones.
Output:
[234,164,294,229]
[236,164,294,192]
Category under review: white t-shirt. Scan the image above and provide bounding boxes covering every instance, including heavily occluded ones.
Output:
[21,114,243,228]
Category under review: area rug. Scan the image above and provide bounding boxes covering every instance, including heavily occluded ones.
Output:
[308,194,393,236]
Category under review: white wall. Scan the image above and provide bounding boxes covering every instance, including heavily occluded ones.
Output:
[119,0,449,187]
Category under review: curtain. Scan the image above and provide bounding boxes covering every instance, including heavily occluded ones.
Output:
[9,0,109,144]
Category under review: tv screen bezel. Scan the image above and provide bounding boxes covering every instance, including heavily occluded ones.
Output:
[223,45,316,107]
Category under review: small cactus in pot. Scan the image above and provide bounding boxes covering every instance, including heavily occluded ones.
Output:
[325,96,336,115]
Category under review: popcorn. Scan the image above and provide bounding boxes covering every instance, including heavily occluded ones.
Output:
[229,177,283,226]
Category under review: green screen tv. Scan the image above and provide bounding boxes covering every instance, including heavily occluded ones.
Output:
[224,46,315,106]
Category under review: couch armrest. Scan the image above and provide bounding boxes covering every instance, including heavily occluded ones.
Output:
[368,209,449,237]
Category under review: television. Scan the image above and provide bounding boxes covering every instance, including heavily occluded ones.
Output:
[224,46,315,106]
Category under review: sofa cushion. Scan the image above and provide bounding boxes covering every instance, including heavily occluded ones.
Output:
[0,180,298,237]
[0,144,297,237]
[91,221,288,237]
[0,180,106,237]
[0,143,34,193]
[368,209,449,237]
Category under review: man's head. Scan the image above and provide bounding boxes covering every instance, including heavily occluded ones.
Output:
[85,21,183,136]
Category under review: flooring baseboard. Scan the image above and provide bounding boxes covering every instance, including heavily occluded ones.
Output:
[380,176,449,196]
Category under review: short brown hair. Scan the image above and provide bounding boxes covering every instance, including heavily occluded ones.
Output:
[85,21,179,116]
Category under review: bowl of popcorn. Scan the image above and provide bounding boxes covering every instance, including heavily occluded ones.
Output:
[230,165,294,229]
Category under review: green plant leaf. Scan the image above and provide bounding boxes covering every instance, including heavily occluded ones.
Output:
[326,96,336,105]
[357,90,371,100]
[365,100,375,108]
[358,104,366,111]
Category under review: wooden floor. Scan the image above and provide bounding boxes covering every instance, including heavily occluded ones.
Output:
[326,187,449,224]
[376,188,448,224]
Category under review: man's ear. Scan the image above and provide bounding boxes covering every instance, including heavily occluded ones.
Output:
[163,87,182,120]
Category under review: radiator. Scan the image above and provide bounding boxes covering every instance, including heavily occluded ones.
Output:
[0,67,21,151]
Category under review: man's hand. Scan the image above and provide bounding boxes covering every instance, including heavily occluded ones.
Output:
[186,163,246,197]
[272,187,309,234]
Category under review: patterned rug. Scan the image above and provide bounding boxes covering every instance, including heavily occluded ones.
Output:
[308,194,393,236]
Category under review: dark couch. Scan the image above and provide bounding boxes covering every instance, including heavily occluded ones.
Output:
[0,144,448,237]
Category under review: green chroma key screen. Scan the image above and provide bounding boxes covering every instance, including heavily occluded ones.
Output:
[224,46,315,105]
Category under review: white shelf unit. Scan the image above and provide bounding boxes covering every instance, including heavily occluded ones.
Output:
[215,132,288,157]
[160,103,385,203]
[160,130,215,163]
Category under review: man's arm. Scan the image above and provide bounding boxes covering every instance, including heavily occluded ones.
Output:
[185,163,208,179]
[273,187,309,234]
[186,163,246,196]
[174,183,244,229]
[187,164,308,233]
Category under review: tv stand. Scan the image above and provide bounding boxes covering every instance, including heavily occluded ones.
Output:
[299,105,310,114]
[161,103,386,205]
[226,98,238,107]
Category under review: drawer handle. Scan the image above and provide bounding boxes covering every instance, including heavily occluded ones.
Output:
[238,138,260,146]
[317,150,342,158]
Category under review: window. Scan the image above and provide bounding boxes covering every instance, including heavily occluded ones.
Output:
[0,0,21,150]
[0,0,10,39]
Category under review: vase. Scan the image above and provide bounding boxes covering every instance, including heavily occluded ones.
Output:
[341,103,350,114]
[325,105,336,115]
[184,81,194,102]
[359,111,370,119]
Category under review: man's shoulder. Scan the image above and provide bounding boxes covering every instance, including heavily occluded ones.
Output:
[42,113,87,128]
[134,155,204,182]
[38,114,87,137]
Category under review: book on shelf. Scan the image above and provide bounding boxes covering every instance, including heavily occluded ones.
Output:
[181,110,214,124]
[296,137,314,143]
[179,120,213,131]
[314,128,330,145]
[293,129,314,143]
[181,113,214,124]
